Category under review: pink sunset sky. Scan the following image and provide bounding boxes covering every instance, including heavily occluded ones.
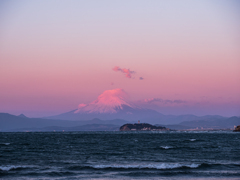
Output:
[0,0,239,117]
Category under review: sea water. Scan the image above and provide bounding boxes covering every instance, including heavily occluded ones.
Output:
[0,131,239,179]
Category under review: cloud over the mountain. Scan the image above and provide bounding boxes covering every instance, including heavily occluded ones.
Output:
[144,98,186,104]
[113,66,135,78]
[133,97,188,114]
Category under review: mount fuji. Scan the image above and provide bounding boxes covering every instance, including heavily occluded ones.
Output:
[48,89,164,122]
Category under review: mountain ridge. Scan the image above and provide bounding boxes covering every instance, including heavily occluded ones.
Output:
[0,113,129,131]
[0,112,238,131]
[46,89,229,124]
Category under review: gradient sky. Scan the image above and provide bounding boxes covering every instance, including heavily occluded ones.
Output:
[0,0,240,117]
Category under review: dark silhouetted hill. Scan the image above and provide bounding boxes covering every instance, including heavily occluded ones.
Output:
[120,123,169,131]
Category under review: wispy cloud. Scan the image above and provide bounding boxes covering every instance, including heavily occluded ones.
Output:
[113,66,135,78]
[143,98,186,104]
[139,77,144,80]
[144,98,162,103]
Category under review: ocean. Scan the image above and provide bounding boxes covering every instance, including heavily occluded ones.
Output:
[0,131,239,180]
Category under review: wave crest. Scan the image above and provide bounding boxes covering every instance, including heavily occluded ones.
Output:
[0,165,27,171]
[68,163,201,170]
[160,146,173,149]
[93,163,200,169]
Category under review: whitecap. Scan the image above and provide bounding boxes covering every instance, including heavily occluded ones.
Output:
[153,163,200,169]
[92,163,200,170]
[0,165,26,171]
[189,139,196,141]
[1,143,10,145]
[160,146,173,149]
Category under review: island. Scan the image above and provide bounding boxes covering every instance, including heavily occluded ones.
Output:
[119,123,170,131]
[233,125,240,132]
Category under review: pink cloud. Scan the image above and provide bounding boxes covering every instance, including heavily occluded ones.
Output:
[112,66,135,78]
[78,103,87,108]
[144,98,163,103]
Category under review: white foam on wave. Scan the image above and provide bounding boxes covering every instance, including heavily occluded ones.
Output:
[93,163,200,170]
[1,143,10,145]
[189,139,196,141]
[0,165,26,171]
[160,146,173,149]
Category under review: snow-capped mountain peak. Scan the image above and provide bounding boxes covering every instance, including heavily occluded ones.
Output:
[74,89,133,114]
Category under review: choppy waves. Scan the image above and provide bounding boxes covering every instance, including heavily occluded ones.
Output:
[68,162,240,171]
[1,132,239,179]
[1,163,240,179]
[1,162,240,176]
[1,162,238,172]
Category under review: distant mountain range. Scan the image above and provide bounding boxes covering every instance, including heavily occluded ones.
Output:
[0,113,128,131]
[178,116,240,129]
[47,89,164,122]
[47,105,232,125]
[1,88,239,132]
[0,112,239,132]
[46,89,230,125]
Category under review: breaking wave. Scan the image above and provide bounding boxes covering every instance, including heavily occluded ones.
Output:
[0,165,28,171]
[69,163,201,170]
[160,146,173,149]
[68,162,240,171]
[93,163,200,169]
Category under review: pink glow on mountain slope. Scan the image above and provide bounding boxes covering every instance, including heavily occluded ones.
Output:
[74,89,133,114]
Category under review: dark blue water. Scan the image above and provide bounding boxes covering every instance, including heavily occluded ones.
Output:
[0,131,239,180]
